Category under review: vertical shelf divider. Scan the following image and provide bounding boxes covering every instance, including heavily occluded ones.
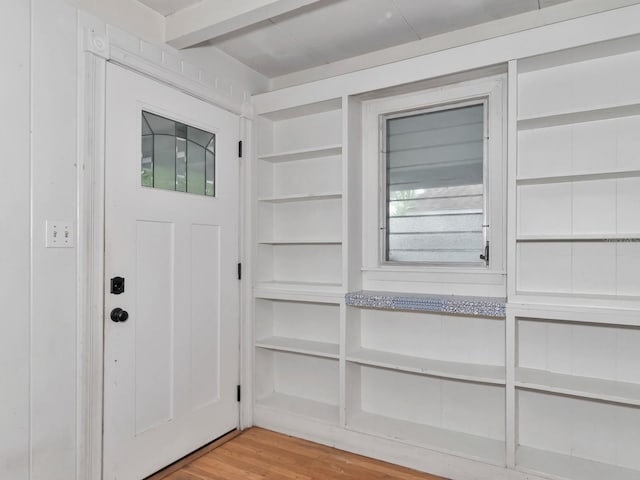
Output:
[506,59,519,469]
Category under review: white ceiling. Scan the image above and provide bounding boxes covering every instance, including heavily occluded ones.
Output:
[139,0,571,78]
[138,0,202,17]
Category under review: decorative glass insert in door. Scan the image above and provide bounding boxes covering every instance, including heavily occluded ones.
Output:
[141,111,215,196]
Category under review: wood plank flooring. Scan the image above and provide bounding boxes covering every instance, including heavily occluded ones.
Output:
[160,428,446,480]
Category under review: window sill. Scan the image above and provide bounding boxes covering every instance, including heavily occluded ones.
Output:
[345,290,506,318]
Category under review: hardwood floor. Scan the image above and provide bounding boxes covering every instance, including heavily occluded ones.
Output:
[159,428,446,480]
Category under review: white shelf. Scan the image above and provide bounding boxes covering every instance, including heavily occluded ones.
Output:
[517,446,640,480]
[253,288,343,304]
[256,392,339,425]
[517,102,640,130]
[513,292,640,311]
[257,144,342,163]
[254,281,344,295]
[348,411,506,466]
[347,348,505,385]
[516,367,640,407]
[516,233,640,242]
[258,240,342,245]
[516,169,640,185]
[258,192,342,203]
[256,336,339,359]
[257,97,342,120]
[509,303,640,327]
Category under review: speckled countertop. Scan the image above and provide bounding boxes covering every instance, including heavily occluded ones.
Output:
[345,290,506,318]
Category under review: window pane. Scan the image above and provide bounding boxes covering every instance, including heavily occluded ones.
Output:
[141,135,153,187]
[386,104,485,264]
[188,125,214,149]
[144,111,174,135]
[176,137,187,192]
[154,135,176,191]
[187,141,206,195]
[205,149,215,196]
[141,111,216,197]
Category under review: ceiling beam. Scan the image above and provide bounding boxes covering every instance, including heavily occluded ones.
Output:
[165,0,324,49]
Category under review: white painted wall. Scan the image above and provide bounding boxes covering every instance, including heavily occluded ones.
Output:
[0,1,267,479]
[0,2,31,478]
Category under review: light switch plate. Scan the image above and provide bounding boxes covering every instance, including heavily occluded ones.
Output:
[46,220,74,248]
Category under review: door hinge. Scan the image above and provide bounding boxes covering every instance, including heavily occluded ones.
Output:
[238,140,243,158]
[480,241,490,266]
[237,385,241,402]
[237,262,242,280]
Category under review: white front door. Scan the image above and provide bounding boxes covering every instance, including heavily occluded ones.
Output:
[103,63,240,480]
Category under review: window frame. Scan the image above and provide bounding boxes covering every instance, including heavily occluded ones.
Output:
[380,98,489,267]
[361,75,507,294]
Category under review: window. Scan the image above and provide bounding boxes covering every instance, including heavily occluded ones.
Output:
[362,74,506,294]
[384,102,487,265]
[141,111,215,196]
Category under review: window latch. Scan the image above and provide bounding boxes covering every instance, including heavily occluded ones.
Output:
[480,241,490,266]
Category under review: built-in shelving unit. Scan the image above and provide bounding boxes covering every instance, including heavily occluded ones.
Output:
[514,44,640,309]
[254,98,345,293]
[343,305,507,465]
[509,307,640,480]
[505,44,640,480]
[250,33,640,480]
[346,363,507,466]
[252,98,348,427]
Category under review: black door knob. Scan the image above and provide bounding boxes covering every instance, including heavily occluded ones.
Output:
[110,308,129,323]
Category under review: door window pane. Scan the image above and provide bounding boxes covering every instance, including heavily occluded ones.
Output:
[385,103,485,264]
[187,143,206,195]
[141,111,215,196]
[154,135,176,191]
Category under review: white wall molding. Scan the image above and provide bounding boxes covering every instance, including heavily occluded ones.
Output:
[84,30,109,60]
[106,25,247,115]
[239,109,255,429]
[76,47,107,480]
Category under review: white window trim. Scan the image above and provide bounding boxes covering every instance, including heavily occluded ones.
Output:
[361,75,507,296]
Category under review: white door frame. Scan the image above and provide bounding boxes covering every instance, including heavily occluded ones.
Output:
[77,28,254,480]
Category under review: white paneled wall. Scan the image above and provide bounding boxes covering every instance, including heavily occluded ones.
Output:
[0,1,265,479]
[0,2,31,479]
[30,1,79,478]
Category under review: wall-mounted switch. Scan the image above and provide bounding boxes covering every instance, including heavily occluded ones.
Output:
[46,220,74,248]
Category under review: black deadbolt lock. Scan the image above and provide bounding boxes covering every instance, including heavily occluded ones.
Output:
[110,276,125,295]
